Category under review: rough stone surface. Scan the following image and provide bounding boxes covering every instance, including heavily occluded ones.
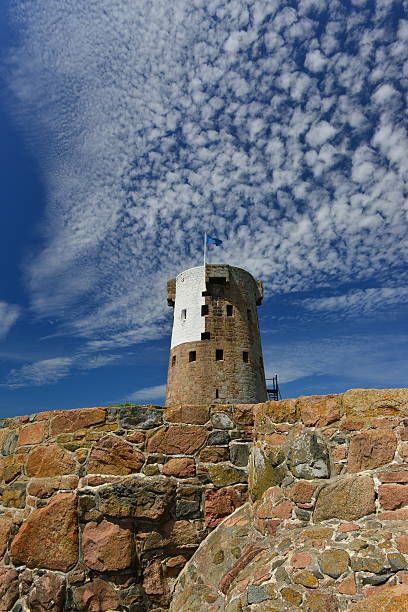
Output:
[211,412,235,430]
[298,394,341,427]
[28,573,66,612]
[229,442,250,466]
[314,475,375,521]
[119,405,163,429]
[379,484,408,510]
[249,441,286,500]
[163,457,196,477]
[199,446,229,463]
[17,421,46,446]
[10,492,78,571]
[98,476,176,520]
[147,425,207,454]
[87,435,144,475]
[349,585,408,611]
[306,591,339,611]
[164,405,209,425]
[82,519,133,571]
[51,408,106,435]
[208,463,247,486]
[0,568,18,612]
[319,550,349,578]
[0,517,12,558]
[26,445,77,477]
[204,487,242,528]
[348,429,397,472]
[74,577,120,612]
[2,482,26,508]
[287,431,330,479]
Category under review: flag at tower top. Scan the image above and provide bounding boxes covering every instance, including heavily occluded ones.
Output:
[206,235,223,246]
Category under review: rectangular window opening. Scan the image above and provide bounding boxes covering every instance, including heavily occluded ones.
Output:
[181,309,187,321]
[243,351,249,363]
[216,349,224,361]
[247,308,252,321]
[189,351,196,362]
[201,332,210,340]
[201,304,209,316]
[172,355,176,366]
[215,388,219,399]
[226,304,233,317]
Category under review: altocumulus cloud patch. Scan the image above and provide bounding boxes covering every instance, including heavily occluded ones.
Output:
[5,0,408,363]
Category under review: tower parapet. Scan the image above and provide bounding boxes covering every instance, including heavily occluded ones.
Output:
[165,264,267,405]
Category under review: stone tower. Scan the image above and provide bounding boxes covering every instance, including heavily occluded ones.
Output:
[165,264,267,405]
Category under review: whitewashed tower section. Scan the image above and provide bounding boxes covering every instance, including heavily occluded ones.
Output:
[166,264,268,406]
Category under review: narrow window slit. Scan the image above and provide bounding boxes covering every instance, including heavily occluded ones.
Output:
[226,305,233,316]
[216,349,224,361]
[243,351,249,363]
[189,351,196,362]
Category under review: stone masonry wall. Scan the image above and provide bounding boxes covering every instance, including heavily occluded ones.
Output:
[171,388,408,612]
[0,401,255,611]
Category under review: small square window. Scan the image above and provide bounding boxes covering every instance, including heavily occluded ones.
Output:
[189,351,196,362]
[172,355,176,366]
[181,309,187,321]
[243,351,249,363]
[247,308,252,321]
[216,349,224,361]
[226,305,233,316]
[201,332,210,340]
[201,304,209,316]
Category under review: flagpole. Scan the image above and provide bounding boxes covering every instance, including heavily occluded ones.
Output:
[204,232,207,267]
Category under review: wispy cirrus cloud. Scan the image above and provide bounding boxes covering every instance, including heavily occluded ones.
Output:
[4,0,408,387]
[126,384,166,403]
[302,286,408,316]
[6,357,73,388]
[0,302,20,339]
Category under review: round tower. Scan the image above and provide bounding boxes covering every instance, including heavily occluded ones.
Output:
[165,264,267,405]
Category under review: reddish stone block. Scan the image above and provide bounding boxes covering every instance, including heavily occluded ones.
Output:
[332,446,346,462]
[51,407,106,435]
[337,523,360,533]
[17,422,46,446]
[298,394,341,427]
[379,470,408,483]
[143,559,166,596]
[399,444,408,461]
[126,431,145,444]
[87,435,144,475]
[10,492,78,571]
[0,568,19,611]
[234,404,255,425]
[348,429,397,472]
[164,405,209,425]
[287,480,318,504]
[372,417,399,428]
[26,445,77,477]
[341,419,365,431]
[338,573,356,595]
[82,519,132,571]
[27,476,79,498]
[0,517,12,558]
[400,427,408,441]
[397,535,408,554]
[379,508,408,520]
[162,457,196,477]
[264,433,286,446]
[290,552,312,568]
[379,484,408,510]
[147,425,207,455]
[28,572,66,612]
[204,487,242,528]
[74,577,120,611]
[270,500,293,519]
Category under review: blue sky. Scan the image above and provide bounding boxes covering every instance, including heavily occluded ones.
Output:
[0,0,407,417]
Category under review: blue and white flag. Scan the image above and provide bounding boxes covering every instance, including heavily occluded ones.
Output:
[206,235,223,246]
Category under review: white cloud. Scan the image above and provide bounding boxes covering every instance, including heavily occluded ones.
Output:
[126,384,166,403]
[4,0,408,364]
[7,357,73,388]
[0,302,20,339]
[301,287,408,316]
